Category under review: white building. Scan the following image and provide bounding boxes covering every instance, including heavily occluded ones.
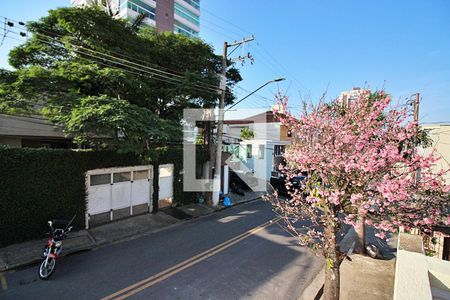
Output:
[223,110,292,181]
[339,87,370,106]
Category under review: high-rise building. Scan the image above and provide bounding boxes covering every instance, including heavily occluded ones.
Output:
[339,87,370,106]
[71,0,200,38]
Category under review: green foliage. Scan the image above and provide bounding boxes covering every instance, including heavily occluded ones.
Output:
[326,258,334,270]
[2,6,242,151]
[0,146,141,246]
[417,128,433,148]
[0,145,208,246]
[63,95,181,153]
[240,128,254,140]
[0,70,34,115]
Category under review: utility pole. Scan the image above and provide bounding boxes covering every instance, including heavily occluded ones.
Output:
[413,92,420,127]
[211,35,254,206]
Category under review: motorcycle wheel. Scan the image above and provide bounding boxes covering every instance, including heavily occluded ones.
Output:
[38,257,56,280]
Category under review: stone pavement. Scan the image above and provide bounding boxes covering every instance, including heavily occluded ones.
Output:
[0,192,263,271]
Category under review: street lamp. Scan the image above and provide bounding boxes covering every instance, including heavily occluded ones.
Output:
[225,78,286,112]
[212,77,286,205]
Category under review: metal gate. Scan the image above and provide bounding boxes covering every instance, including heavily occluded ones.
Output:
[85,165,153,228]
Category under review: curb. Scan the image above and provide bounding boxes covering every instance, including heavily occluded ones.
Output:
[0,244,95,272]
[299,267,324,300]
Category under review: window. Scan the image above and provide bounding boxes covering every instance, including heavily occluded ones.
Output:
[181,0,200,10]
[287,130,292,137]
[113,172,131,183]
[90,174,111,186]
[246,144,252,158]
[274,145,285,156]
[127,0,156,20]
[174,20,199,37]
[258,145,265,159]
[174,2,200,26]
[133,170,149,181]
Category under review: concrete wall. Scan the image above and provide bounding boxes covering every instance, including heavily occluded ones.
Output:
[394,233,450,300]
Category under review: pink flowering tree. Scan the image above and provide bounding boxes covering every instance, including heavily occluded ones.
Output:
[269,91,449,300]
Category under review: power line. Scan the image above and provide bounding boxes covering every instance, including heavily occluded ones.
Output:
[0,19,227,93]
[199,13,312,100]
[255,41,310,96]
[198,19,307,106]
[4,28,227,96]
[201,9,252,36]
[248,43,284,77]
[201,18,243,40]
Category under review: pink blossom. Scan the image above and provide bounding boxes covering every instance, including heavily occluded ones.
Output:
[268,90,449,257]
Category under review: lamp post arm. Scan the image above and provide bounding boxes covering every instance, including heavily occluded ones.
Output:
[226,78,285,112]
[226,81,271,112]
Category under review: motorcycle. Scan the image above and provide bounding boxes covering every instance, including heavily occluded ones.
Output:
[38,215,75,280]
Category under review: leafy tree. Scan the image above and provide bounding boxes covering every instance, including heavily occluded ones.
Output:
[240,127,254,140]
[0,69,35,115]
[1,6,241,152]
[269,91,449,300]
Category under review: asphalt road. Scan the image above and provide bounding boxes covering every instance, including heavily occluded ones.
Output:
[0,200,323,300]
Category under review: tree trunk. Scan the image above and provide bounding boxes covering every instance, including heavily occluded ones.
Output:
[354,214,366,254]
[323,223,341,300]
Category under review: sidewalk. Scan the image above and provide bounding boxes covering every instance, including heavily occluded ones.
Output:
[175,190,263,217]
[0,192,263,271]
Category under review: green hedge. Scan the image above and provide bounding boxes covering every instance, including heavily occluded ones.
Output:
[0,145,208,246]
[0,146,142,246]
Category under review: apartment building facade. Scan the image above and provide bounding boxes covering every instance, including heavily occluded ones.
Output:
[71,0,200,38]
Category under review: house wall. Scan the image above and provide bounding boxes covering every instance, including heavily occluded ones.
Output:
[0,114,66,138]
[421,124,450,184]
[0,114,72,149]
[235,140,291,181]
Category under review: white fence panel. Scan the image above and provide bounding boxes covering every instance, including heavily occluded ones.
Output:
[132,169,151,205]
[87,173,112,215]
[159,164,174,201]
[111,171,132,210]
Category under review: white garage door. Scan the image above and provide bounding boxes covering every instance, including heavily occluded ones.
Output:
[86,165,153,227]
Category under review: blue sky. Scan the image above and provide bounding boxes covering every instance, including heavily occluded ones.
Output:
[1,0,449,123]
